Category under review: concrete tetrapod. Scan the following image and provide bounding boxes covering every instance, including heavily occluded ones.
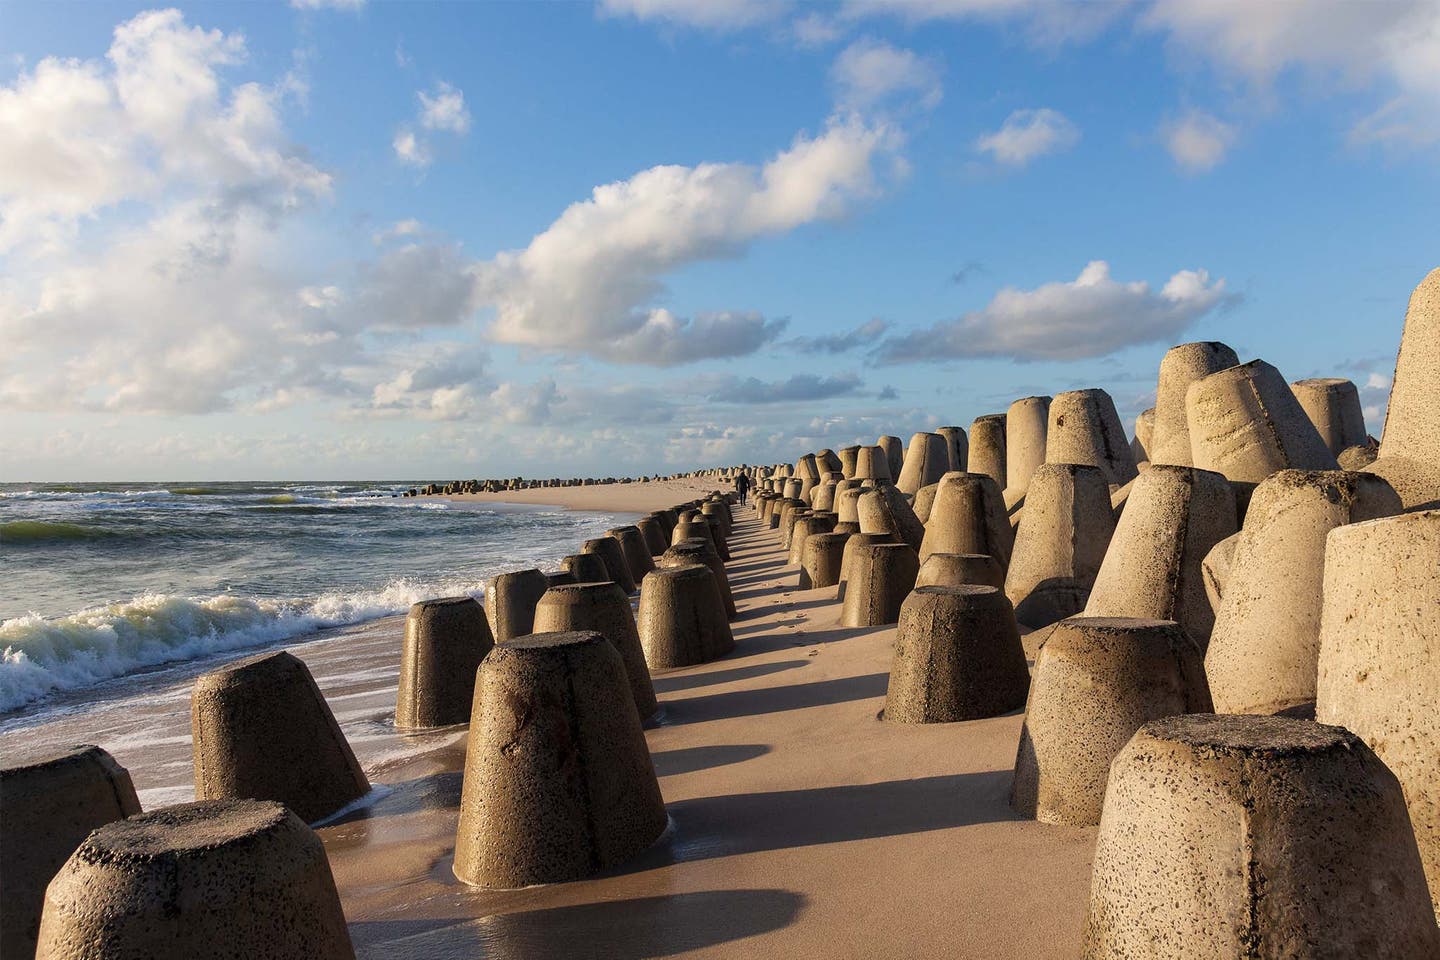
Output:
[452,632,667,888]
[1316,509,1440,917]
[36,799,354,960]
[840,541,920,627]
[1205,470,1402,717]
[533,582,658,721]
[877,436,904,482]
[1044,389,1138,487]
[1186,359,1339,483]
[1005,463,1116,629]
[660,538,737,620]
[857,484,926,553]
[1082,464,1238,649]
[837,531,896,602]
[916,552,1005,590]
[701,500,730,537]
[853,445,892,483]
[607,526,656,585]
[1367,268,1440,509]
[835,487,865,527]
[937,425,968,473]
[788,513,836,566]
[897,432,950,495]
[1011,617,1211,826]
[800,531,849,589]
[839,445,861,478]
[780,505,811,552]
[637,515,670,556]
[1291,378,1368,457]
[1131,407,1154,465]
[1003,396,1051,510]
[1149,341,1239,466]
[918,472,1013,569]
[397,596,494,729]
[191,651,369,823]
[1,745,141,960]
[968,414,1007,490]
[544,570,577,589]
[636,564,735,669]
[584,537,637,593]
[884,585,1030,723]
[811,480,839,513]
[486,569,550,642]
[1082,715,1440,959]
[912,482,940,524]
[561,552,610,585]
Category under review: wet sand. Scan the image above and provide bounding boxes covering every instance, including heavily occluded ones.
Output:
[327,505,1094,959]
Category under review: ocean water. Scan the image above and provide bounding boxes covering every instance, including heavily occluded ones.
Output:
[0,482,638,718]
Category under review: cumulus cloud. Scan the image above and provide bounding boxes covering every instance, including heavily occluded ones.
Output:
[705,371,864,404]
[1162,110,1236,172]
[476,113,899,364]
[785,317,890,353]
[874,261,1235,363]
[393,80,470,168]
[975,108,1080,166]
[597,0,791,31]
[831,38,943,113]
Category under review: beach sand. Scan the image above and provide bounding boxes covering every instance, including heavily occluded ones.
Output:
[5,487,1095,958]
[442,477,725,513]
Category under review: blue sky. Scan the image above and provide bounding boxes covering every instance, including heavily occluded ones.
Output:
[1,0,1436,480]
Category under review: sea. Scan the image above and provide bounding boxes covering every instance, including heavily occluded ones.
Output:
[0,481,640,803]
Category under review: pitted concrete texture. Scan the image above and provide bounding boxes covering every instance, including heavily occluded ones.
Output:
[1368,268,1440,510]
[816,449,843,474]
[672,516,722,560]
[1003,396,1051,507]
[800,531,849,589]
[1206,470,1402,716]
[811,481,839,512]
[583,537,637,594]
[1186,359,1339,483]
[561,552,610,585]
[1,745,141,960]
[1199,531,1238,614]
[855,445,893,483]
[937,426,969,474]
[1316,509,1440,917]
[840,541,920,628]
[884,586,1030,724]
[191,652,369,823]
[835,487,865,525]
[702,514,731,560]
[636,564,735,669]
[788,513,837,566]
[1011,617,1211,826]
[1150,341,1239,467]
[1083,464,1238,648]
[858,485,926,553]
[877,436,905,482]
[969,414,1007,490]
[397,596,493,729]
[839,445,861,478]
[534,582,658,721]
[36,799,354,960]
[898,432,951,495]
[780,505,811,551]
[544,571,577,589]
[701,500,731,536]
[918,472,1013,569]
[660,537,736,620]
[1131,407,1154,465]
[1338,442,1380,470]
[916,552,1005,590]
[608,526,657,585]
[837,531,897,602]
[485,568,549,642]
[1082,714,1439,959]
[1045,390,1138,487]
[783,478,803,500]
[912,482,940,523]
[1005,463,1116,629]
[1291,378,1368,457]
[452,632,667,889]
[637,515,670,556]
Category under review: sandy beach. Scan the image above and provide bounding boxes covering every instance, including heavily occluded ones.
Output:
[441,477,724,513]
[324,498,1092,959]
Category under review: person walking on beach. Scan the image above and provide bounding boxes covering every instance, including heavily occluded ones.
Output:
[734,470,751,505]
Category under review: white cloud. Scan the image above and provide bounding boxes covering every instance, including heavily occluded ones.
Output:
[393,80,470,167]
[831,38,943,113]
[597,0,791,31]
[842,0,1125,46]
[704,371,864,403]
[476,113,899,364]
[792,12,846,47]
[290,0,365,9]
[1162,110,1236,172]
[975,107,1080,166]
[875,260,1235,362]
[785,317,890,353]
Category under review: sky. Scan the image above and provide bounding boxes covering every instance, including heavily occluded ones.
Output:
[1,0,1436,481]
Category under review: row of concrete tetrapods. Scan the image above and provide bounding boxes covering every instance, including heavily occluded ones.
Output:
[0,496,742,959]
[742,267,1440,957]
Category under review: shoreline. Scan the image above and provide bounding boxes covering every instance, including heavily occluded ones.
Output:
[440,477,725,513]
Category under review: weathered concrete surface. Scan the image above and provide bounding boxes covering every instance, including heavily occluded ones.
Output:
[1150,342,1238,467]
[840,541,920,627]
[1045,389,1138,487]
[1367,267,1440,510]
[485,569,549,642]
[637,565,735,669]
[534,582,659,721]
[1291,378,1368,457]
[968,414,1007,490]
[1004,397,1051,509]
[1186,359,1339,483]
[916,552,1005,590]
[397,596,493,729]
[1005,463,1115,629]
